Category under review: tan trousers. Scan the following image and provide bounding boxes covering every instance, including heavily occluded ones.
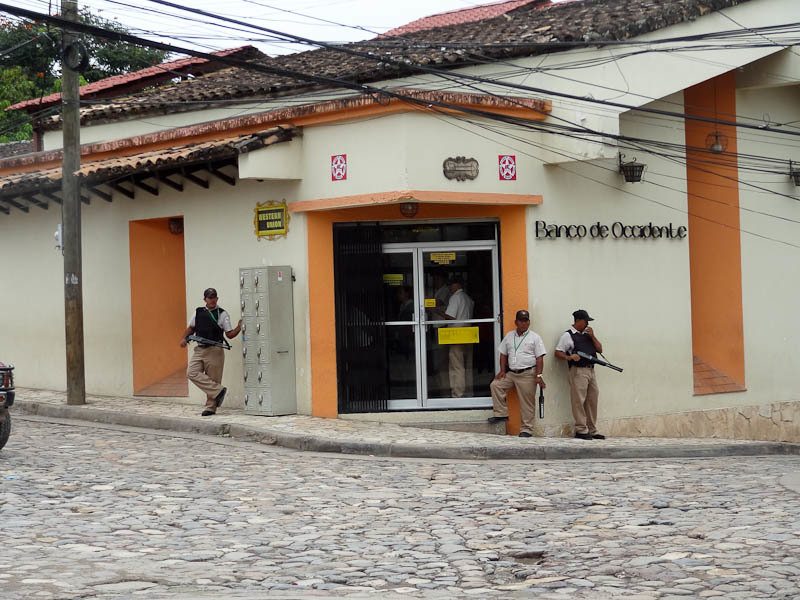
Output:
[568,366,599,434]
[187,346,225,411]
[449,344,473,398]
[490,371,537,434]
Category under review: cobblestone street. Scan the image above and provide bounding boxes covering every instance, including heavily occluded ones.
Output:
[1,418,799,599]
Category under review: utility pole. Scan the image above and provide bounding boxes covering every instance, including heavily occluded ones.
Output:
[61,0,86,405]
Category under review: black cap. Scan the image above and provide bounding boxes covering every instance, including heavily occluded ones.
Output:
[515,310,530,321]
[203,287,218,298]
[572,309,593,322]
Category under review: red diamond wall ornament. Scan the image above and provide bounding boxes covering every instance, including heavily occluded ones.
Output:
[331,154,348,181]
[498,154,517,180]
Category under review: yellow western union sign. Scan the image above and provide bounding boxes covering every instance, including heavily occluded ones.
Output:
[438,326,479,345]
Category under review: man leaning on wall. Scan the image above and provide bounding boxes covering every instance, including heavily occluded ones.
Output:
[555,309,606,440]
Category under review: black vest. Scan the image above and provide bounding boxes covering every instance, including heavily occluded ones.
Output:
[568,330,596,368]
[195,307,224,342]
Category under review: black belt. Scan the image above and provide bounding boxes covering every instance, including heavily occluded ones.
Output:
[509,367,533,374]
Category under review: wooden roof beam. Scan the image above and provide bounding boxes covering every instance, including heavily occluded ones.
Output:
[132,175,158,196]
[109,181,135,199]
[90,187,112,202]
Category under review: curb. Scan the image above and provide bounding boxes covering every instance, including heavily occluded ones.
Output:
[14,400,800,460]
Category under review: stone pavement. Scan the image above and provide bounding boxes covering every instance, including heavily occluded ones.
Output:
[12,388,800,460]
[2,418,800,599]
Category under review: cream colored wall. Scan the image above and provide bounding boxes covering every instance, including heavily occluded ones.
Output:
[0,206,67,389]
[0,177,311,413]
[736,83,800,405]
[526,94,694,423]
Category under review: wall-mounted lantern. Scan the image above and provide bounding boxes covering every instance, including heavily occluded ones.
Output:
[789,161,800,186]
[618,154,646,183]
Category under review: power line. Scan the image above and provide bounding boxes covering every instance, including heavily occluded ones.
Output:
[5,1,800,213]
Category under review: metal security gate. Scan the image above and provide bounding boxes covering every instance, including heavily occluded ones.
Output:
[333,223,388,413]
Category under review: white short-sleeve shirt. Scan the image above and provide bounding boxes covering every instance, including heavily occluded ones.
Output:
[445,289,474,325]
[555,327,581,354]
[499,329,547,370]
[189,308,234,332]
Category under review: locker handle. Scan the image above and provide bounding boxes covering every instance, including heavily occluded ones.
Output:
[277,350,289,354]
[241,299,246,310]
[254,275,259,286]
[258,371,263,382]
[242,322,246,332]
[242,346,247,356]
[244,370,248,381]
[240,275,244,287]
[255,298,259,311]
[257,347,262,358]
[256,323,261,334]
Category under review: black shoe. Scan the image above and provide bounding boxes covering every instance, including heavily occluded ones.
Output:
[518,432,533,438]
[488,416,509,424]
[201,410,215,417]
[574,432,593,440]
[214,387,227,408]
[591,433,606,440]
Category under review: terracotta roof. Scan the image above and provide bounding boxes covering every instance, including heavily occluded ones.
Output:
[8,46,264,112]
[383,0,547,36]
[0,127,294,213]
[40,0,751,129]
[0,141,34,159]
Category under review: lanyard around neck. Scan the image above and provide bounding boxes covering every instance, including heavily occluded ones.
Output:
[513,331,529,353]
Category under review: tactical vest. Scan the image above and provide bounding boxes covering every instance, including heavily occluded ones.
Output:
[195,307,225,343]
[568,330,596,368]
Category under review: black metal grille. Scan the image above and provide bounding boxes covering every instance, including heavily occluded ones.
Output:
[333,223,388,413]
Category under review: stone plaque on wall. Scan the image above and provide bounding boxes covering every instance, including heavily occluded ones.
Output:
[443,156,479,181]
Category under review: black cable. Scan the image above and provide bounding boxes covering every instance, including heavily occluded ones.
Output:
[4,1,800,211]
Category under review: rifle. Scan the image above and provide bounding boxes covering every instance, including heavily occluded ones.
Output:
[186,334,231,350]
[577,351,623,373]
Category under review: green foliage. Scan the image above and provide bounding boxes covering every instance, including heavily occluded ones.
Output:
[0,11,168,140]
[0,67,37,142]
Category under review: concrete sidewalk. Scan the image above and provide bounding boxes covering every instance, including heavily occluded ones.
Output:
[12,388,800,460]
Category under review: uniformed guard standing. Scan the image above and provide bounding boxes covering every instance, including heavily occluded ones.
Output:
[555,309,606,440]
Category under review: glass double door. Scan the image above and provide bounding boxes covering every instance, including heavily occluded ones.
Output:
[382,242,500,409]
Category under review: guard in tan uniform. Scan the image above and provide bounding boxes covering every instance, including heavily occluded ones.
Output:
[555,309,605,440]
[180,288,242,416]
[489,310,547,437]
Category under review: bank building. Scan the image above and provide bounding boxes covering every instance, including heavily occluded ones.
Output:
[0,0,797,442]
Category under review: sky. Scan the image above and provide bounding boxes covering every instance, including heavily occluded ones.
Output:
[2,0,536,55]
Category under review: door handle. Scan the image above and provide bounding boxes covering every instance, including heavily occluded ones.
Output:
[276,350,289,354]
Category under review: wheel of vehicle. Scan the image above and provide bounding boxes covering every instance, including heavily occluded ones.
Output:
[0,412,10,450]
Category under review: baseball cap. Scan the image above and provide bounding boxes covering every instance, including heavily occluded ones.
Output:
[515,310,530,321]
[203,287,218,298]
[572,309,593,321]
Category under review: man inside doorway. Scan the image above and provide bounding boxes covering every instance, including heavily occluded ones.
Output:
[180,287,242,416]
[442,276,474,398]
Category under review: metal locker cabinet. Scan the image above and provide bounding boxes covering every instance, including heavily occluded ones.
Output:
[239,265,296,416]
[265,266,296,415]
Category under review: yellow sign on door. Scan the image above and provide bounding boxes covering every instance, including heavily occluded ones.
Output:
[430,252,456,265]
[424,298,437,308]
[438,326,479,345]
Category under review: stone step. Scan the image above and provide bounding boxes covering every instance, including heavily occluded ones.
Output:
[399,420,507,435]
